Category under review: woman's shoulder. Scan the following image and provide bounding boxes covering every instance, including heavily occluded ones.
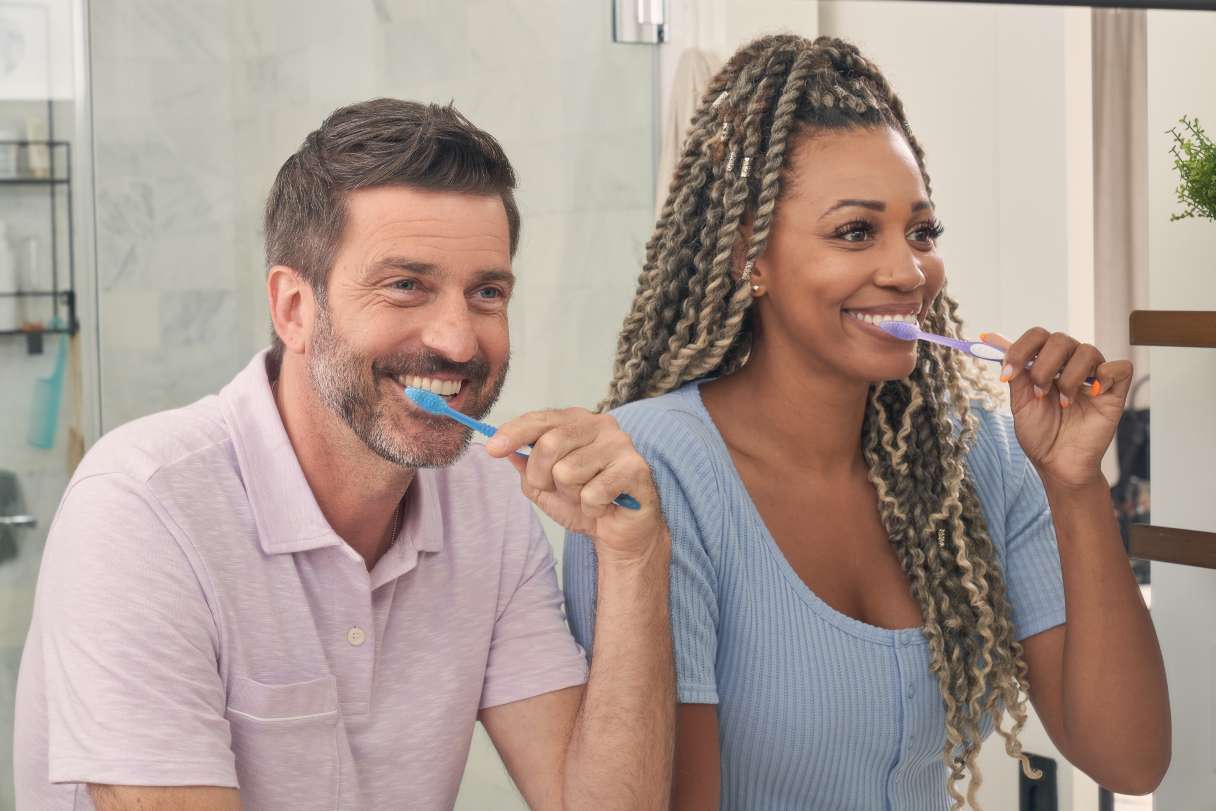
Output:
[609,383,729,522]
[609,383,721,463]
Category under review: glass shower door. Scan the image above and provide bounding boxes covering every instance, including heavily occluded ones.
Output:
[0,1,89,807]
[82,1,660,809]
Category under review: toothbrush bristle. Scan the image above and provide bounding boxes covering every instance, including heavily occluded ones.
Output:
[404,386,448,414]
[877,320,919,341]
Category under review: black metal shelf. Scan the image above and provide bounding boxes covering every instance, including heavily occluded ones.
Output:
[0,133,75,351]
[0,178,69,186]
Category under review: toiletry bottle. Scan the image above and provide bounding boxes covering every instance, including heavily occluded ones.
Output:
[0,128,17,179]
[0,220,17,331]
[26,118,50,179]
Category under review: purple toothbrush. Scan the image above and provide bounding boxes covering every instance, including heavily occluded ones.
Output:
[877,320,1100,396]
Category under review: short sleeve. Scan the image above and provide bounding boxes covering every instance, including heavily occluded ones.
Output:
[37,473,237,788]
[480,499,588,710]
[564,404,723,704]
[995,418,1068,641]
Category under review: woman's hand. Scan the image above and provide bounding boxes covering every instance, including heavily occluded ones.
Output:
[980,329,1133,489]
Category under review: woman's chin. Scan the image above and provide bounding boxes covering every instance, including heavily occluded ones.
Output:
[861,359,918,386]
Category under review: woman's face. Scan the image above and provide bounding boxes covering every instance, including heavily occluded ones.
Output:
[750,126,946,385]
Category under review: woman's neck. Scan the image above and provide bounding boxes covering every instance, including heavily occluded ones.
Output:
[702,343,871,478]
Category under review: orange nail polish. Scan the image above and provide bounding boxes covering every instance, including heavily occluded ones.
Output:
[979,332,989,342]
[1090,380,1102,396]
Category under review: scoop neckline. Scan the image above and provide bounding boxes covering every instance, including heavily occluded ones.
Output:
[679,379,928,648]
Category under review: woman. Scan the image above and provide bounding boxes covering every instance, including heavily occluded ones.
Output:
[563,35,1170,810]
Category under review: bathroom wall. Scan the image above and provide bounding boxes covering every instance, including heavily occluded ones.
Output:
[89,0,657,432]
[1144,9,1216,809]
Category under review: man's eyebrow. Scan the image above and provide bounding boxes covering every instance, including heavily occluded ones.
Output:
[473,269,516,287]
[366,257,514,287]
[367,257,440,276]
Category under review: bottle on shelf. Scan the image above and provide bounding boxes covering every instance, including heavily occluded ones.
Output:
[0,128,17,179]
[0,220,18,331]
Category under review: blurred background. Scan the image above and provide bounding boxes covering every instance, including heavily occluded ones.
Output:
[2,1,1213,809]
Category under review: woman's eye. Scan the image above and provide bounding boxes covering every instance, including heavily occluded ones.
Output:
[909,220,945,244]
[833,221,874,242]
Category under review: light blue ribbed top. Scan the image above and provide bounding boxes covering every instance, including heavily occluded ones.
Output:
[563,380,1066,811]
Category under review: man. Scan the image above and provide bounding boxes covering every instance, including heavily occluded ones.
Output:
[14,99,674,810]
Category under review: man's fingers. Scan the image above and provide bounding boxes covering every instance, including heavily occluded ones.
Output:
[486,408,592,457]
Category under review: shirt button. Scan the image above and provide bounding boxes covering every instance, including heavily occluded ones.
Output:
[346,626,367,647]
[906,686,915,699]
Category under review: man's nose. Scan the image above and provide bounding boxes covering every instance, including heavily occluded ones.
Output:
[419,294,478,364]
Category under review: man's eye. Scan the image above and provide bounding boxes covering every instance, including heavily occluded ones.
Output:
[392,279,417,291]
[477,287,503,299]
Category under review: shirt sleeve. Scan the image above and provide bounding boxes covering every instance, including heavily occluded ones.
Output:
[998,417,1068,641]
[564,406,723,704]
[37,472,238,788]
[479,497,589,710]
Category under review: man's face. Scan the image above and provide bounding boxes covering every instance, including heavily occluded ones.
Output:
[306,185,513,467]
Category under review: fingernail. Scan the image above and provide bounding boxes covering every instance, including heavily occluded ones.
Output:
[1059,393,1071,408]
[485,436,505,453]
[1090,380,1102,397]
[979,332,990,342]
[1000,364,1014,382]
[1034,385,1046,399]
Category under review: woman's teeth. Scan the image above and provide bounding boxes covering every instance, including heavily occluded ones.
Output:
[844,311,919,327]
[399,376,462,397]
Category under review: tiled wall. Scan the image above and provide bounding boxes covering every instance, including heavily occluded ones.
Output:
[91,0,657,432]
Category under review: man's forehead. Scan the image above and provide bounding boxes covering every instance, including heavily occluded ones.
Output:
[342,186,511,265]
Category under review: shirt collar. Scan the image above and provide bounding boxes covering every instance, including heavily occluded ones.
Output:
[218,350,446,559]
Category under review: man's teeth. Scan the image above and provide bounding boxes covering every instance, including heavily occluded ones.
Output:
[399,376,462,397]
[844,311,920,326]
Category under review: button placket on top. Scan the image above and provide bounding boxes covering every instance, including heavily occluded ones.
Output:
[332,549,376,717]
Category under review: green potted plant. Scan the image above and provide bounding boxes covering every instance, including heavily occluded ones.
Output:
[1169,115,1216,222]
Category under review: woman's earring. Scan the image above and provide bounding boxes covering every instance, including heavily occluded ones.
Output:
[751,284,762,296]
[740,259,755,283]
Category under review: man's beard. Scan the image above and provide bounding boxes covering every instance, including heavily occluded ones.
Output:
[307,304,508,468]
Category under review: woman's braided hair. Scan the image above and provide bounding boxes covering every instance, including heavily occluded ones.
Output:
[603,34,1034,809]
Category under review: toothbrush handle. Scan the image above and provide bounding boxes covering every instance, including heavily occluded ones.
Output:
[966,343,1100,394]
[448,408,642,510]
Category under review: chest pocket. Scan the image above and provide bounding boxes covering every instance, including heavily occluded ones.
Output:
[225,674,340,811]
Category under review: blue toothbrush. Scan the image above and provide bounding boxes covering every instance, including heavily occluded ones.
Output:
[404,387,642,510]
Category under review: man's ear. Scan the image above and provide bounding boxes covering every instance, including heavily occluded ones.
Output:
[268,265,316,355]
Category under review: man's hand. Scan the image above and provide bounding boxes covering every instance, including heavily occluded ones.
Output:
[486,408,666,566]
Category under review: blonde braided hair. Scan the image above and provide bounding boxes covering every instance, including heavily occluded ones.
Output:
[603,35,1032,809]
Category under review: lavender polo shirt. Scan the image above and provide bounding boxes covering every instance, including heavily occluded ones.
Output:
[14,351,589,811]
